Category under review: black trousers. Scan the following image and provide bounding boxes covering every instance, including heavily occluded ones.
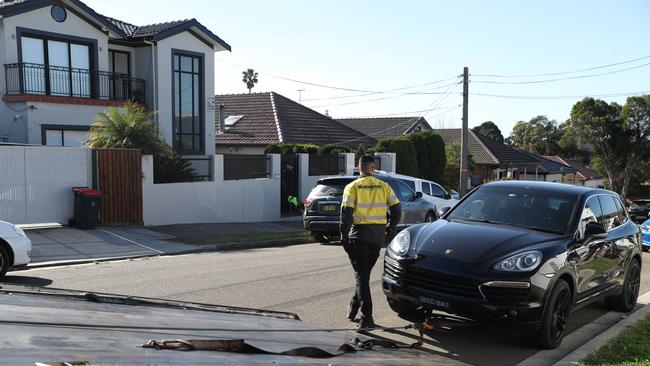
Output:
[345,239,381,319]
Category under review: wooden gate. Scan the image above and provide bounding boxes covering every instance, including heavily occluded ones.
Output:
[95,149,143,224]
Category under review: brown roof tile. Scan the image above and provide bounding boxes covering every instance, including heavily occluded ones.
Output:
[337,117,431,139]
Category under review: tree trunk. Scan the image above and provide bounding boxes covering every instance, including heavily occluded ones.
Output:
[620,157,636,199]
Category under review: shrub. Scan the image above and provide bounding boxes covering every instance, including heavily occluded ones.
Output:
[409,131,446,182]
[375,136,419,176]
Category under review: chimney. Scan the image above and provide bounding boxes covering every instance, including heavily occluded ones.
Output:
[219,104,225,134]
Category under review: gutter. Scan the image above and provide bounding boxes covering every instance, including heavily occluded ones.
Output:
[144,39,158,129]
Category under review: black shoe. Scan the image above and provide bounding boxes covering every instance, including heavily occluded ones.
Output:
[347,302,360,321]
[356,317,375,330]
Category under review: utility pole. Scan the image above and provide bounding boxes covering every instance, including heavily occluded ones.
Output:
[459,67,469,198]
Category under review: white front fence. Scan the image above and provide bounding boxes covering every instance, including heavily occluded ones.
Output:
[0,146,92,225]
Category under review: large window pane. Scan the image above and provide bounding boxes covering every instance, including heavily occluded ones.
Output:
[21,37,46,94]
[62,130,89,147]
[45,130,63,146]
[48,41,70,96]
[173,53,202,153]
[180,56,192,72]
[71,44,90,97]
[174,71,180,133]
[112,52,129,75]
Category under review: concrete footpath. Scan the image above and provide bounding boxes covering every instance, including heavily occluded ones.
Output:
[25,220,308,268]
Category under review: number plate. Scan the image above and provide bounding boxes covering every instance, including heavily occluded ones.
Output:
[321,204,338,212]
[418,296,450,310]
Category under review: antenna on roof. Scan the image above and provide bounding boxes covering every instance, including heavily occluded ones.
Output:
[297,89,305,104]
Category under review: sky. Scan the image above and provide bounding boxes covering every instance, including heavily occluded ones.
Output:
[85,0,650,136]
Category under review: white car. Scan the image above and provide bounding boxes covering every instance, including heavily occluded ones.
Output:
[0,220,32,280]
[381,172,459,211]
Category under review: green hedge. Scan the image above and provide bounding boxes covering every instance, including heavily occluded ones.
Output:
[409,130,446,182]
[375,136,420,176]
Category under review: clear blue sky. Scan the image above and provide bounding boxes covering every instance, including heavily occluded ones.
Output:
[86,0,650,136]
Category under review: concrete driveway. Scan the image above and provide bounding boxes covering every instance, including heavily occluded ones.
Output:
[26,226,194,264]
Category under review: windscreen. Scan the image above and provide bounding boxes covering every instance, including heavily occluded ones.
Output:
[447,186,578,234]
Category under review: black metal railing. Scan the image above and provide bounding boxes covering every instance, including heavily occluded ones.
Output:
[153,156,212,184]
[4,62,145,103]
[309,154,345,176]
[223,154,270,180]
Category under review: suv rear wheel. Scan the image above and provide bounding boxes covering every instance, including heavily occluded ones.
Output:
[529,279,571,349]
[605,258,641,312]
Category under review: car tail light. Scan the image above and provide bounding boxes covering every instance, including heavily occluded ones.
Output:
[303,198,312,207]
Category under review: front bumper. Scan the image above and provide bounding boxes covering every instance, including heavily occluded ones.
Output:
[303,215,340,233]
[382,256,546,327]
[641,231,650,248]
[5,235,32,267]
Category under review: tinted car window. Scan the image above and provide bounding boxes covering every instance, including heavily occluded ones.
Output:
[389,179,414,201]
[614,197,628,225]
[400,179,416,192]
[421,182,431,195]
[599,195,623,230]
[311,178,355,197]
[579,196,603,238]
[447,186,577,234]
[430,183,447,198]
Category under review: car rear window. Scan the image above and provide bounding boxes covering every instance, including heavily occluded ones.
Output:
[312,178,355,197]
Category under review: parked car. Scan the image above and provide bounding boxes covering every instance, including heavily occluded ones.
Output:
[0,220,32,280]
[628,199,650,223]
[640,218,650,252]
[383,172,460,210]
[383,181,642,349]
[303,174,438,243]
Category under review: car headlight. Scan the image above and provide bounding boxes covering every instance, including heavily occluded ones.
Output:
[493,250,542,272]
[12,225,26,237]
[389,230,410,256]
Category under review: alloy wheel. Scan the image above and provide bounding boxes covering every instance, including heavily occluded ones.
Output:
[626,262,641,308]
[550,287,570,344]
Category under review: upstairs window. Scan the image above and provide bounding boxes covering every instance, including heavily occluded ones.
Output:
[173,52,203,154]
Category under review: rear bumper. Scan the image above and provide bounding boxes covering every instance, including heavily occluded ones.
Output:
[6,235,32,267]
[303,215,340,233]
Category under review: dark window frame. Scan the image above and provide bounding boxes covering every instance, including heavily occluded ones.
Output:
[108,49,131,76]
[16,27,98,97]
[171,49,205,155]
[41,124,90,147]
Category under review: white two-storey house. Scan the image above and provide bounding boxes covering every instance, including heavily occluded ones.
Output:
[0,0,230,155]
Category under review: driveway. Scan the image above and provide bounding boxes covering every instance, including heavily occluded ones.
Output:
[26,226,194,264]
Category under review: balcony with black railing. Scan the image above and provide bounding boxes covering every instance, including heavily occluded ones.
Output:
[3,62,145,104]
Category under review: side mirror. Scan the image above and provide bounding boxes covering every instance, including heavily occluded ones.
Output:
[438,206,451,217]
[584,222,608,241]
[444,193,451,200]
[415,191,423,200]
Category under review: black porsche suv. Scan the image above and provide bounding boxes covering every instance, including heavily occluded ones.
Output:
[383,181,642,349]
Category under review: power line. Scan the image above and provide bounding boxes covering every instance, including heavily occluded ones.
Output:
[474,54,650,78]
[472,62,650,85]
[302,77,461,101]
[307,81,462,108]
[470,90,650,100]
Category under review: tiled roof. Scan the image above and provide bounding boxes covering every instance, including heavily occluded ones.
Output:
[516,151,576,174]
[432,129,539,167]
[0,0,230,50]
[337,117,431,140]
[215,92,375,147]
[543,156,603,181]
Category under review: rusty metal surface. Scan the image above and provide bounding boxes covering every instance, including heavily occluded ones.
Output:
[0,285,439,365]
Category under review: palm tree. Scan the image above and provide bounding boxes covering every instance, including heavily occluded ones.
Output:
[242,68,258,93]
[84,101,173,156]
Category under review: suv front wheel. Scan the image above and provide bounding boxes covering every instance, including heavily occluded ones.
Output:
[528,279,572,349]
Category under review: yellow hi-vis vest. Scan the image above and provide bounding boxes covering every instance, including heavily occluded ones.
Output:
[341,175,400,225]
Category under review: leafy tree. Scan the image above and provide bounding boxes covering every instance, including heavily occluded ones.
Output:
[570,98,623,191]
[375,136,420,176]
[508,116,560,155]
[473,121,504,143]
[619,95,650,198]
[442,142,474,190]
[242,68,258,93]
[85,101,172,156]
[409,130,446,182]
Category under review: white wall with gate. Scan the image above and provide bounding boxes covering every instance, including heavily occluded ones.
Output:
[142,154,281,226]
[0,146,92,224]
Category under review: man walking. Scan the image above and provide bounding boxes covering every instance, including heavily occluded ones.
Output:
[340,154,401,329]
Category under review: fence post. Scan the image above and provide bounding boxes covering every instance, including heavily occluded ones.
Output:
[214,154,224,182]
[268,154,281,180]
[374,152,396,173]
[340,153,356,175]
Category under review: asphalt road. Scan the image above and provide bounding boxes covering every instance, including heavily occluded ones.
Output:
[6,244,650,366]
